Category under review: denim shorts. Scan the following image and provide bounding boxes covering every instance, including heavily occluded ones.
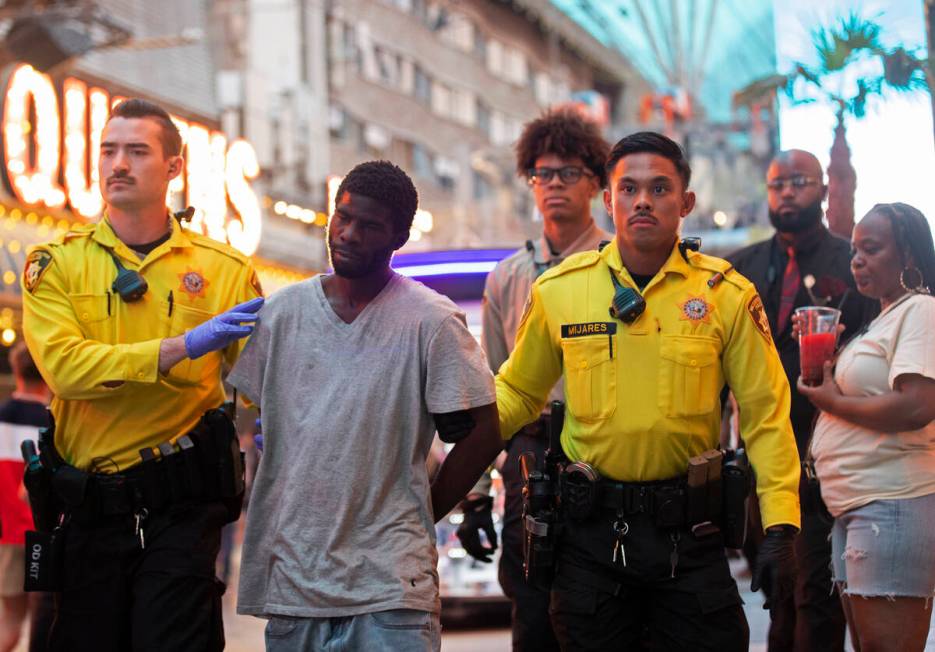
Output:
[265,609,441,652]
[831,492,935,598]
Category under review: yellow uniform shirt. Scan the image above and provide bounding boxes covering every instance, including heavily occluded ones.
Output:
[495,238,800,529]
[22,217,261,472]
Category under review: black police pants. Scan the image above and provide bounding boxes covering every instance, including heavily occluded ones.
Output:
[765,477,846,652]
[499,431,560,652]
[49,499,227,652]
[550,510,749,652]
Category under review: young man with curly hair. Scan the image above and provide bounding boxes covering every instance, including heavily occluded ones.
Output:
[229,161,502,651]
[456,107,610,651]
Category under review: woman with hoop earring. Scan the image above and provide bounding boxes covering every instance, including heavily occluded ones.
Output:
[795,202,935,652]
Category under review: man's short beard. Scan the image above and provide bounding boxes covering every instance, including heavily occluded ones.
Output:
[328,238,395,278]
[768,198,824,234]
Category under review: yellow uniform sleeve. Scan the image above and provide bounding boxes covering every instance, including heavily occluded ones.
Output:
[22,249,161,400]
[222,262,264,369]
[722,287,801,530]
[495,283,562,439]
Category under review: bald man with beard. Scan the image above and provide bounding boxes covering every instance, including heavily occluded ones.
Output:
[727,150,877,651]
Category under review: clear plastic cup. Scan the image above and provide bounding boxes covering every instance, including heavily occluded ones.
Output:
[795,306,841,386]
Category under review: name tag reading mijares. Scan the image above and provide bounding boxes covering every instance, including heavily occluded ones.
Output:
[561,322,617,338]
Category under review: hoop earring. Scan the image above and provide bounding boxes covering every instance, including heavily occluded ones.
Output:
[899,265,928,294]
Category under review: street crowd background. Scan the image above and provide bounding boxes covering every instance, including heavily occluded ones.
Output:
[0,0,932,650]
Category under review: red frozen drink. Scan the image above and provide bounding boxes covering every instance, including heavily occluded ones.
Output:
[800,332,837,385]
[795,306,841,387]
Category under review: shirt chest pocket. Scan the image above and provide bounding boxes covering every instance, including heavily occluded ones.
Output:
[561,335,616,422]
[658,335,720,417]
[165,302,219,386]
[68,293,113,341]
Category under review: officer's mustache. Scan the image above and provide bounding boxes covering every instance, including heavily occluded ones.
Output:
[107,174,135,186]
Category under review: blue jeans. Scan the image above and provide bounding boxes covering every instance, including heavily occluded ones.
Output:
[831,492,935,598]
[265,609,441,652]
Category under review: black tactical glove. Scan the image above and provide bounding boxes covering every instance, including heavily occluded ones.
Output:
[751,524,798,609]
[456,495,498,563]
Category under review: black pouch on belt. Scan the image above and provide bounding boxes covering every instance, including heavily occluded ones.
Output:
[177,435,203,499]
[138,447,167,511]
[50,465,89,511]
[204,409,244,498]
[203,409,245,522]
[24,526,65,592]
[721,462,750,549]
[653,485,685,528]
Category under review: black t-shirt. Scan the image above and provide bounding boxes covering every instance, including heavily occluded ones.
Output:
[630,273,654,291]
[727,228,878,454]
[0,398,49,428]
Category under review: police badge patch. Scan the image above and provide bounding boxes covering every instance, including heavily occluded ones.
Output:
[747,294,771,341]
[678,295,713,323]
[177,268,210,300]
[23,250,53,293]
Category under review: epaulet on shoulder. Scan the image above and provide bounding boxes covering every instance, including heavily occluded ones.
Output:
[52,222,95,246]
[537,250,601,284]
[689,251,746,290]
[185,230,251,266]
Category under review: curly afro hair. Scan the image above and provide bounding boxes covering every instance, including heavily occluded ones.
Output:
[335,160,419,233]
[514,107,610,187]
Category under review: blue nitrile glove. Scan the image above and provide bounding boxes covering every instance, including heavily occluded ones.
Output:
[253,418,263,453]
[184,297,264,359]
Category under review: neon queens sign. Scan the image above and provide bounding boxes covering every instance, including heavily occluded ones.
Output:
[1,63,262,255]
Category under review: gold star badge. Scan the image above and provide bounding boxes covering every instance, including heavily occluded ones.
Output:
[178,267,210,300]
[678,295,713,323]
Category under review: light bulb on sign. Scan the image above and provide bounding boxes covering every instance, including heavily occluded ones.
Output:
[3,65,66,209]
[225,139,261,256]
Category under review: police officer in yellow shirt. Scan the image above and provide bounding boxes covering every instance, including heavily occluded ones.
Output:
[21,99,263,652]
[496,132,801,650]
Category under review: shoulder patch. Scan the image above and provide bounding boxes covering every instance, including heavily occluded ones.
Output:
[23,249,53,293]
[747,294,772,342]
[537,250,601,284]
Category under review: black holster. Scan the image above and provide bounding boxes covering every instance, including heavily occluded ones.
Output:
[522,470,560,591]
[720,449,752,549]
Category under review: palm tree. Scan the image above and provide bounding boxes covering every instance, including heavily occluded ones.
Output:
[733,13,931,238]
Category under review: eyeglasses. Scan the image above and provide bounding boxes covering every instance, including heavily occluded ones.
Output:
[766,176,821,192]
[527,166,594,185]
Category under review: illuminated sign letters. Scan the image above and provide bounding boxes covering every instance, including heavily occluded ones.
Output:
[0,63,262,256]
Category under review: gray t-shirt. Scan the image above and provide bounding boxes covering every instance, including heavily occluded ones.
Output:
[228,274,495,618]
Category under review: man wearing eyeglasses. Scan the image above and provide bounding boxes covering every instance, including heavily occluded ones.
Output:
[726,149,876,652]
[455,107,609,651]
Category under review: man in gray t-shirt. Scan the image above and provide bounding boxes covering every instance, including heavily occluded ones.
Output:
[228,161,501,651]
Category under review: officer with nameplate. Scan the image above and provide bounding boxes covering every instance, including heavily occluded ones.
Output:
[495,132,801,650]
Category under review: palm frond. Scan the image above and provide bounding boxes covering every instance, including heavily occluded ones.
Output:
[732,73,789,108]
[835,12,882,52]
[812,12,882,72]
[880,47,929,91]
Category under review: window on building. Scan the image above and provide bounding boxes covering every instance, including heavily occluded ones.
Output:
[473,170,493,201]
[413,65,431,104]
[477,100,491,138]
[439,12,474,52]
[473,30,486,60]
[341,23,361,71]
[412,143,434,179]
[431,82,452,118]
[486,40,504,76]
[506,48,528,86]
